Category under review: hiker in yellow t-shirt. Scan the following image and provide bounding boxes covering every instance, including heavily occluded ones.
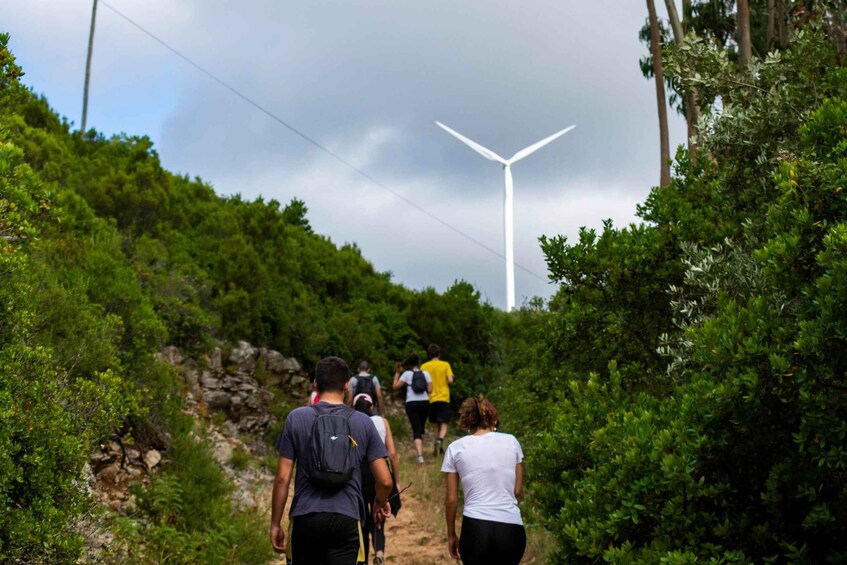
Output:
[421,344,455,456]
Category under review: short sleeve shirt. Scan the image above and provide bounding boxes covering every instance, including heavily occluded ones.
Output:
[399,370,432,403]
[421,359,454,403]
[276,402,388,522]
[348,374,381,391]
[441,432,524,525]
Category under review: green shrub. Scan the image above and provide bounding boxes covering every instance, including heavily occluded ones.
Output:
[121,416,275,564]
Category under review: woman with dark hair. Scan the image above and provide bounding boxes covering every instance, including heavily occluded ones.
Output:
[442,396,525,565]
[392,353,432,464]
[353,393,400,565]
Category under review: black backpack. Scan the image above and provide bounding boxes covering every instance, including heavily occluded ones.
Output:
[410,370,428,394]
[308,405,357,488]
[352,374,378,403]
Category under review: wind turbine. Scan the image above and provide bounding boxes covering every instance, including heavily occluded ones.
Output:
[436,121,575,312]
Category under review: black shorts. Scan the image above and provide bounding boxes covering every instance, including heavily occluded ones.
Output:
[428,401,451,423]
[290,512,361,565]
[459,516,526,565]
[404,400,429,439]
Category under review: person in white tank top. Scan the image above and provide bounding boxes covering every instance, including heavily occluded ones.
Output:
[442,396,526,565]
[370,413,387,443]
[353,393,400,565]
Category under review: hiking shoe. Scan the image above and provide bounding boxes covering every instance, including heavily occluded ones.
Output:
[437,438,444,455]
[415,454,425,464]
[374,556,384,565]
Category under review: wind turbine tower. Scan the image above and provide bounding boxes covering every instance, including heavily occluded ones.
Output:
[436,121,575,312]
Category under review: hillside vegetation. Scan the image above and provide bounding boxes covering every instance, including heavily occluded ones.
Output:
[3,3,847,562]
[0,33,501,562]
[497,11,847,563]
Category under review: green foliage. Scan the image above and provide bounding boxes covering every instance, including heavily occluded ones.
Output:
[0,125,123,560]
[115,417,274,564]
[229,446,252,471]
[514,21,847,563]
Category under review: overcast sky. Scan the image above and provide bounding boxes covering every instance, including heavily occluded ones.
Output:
[3,1,687,310]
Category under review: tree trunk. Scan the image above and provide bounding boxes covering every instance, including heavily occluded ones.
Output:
[664,0,700,151]
[737,0,753,65]
[777,0,788,48]
[647,0,671,187]
[664,0,685,40]
[767,0,776,50]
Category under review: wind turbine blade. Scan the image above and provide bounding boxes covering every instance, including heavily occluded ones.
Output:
[436,121,507,164]
[507,125,576,164]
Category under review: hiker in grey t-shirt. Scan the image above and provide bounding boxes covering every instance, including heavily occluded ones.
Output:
[346,360,384,415]
[270,356,392,564]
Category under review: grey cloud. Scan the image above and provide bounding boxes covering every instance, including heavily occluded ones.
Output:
[4,0,686,308]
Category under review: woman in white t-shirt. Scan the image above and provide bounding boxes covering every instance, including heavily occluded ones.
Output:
[441,396,525,564]
[392,353,432,464]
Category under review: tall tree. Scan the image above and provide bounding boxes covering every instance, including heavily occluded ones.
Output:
[647,0,671,187]
[767,0,776,49]
[664,0,701,149]
[737,0,753,64]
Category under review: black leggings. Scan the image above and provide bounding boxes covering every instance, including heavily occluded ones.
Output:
[360,465,385,561]
[405,400,429,439]
[362,498,385,561]
[459,516,526,565]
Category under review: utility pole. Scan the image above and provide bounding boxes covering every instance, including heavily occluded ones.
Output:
[81,0,98,133]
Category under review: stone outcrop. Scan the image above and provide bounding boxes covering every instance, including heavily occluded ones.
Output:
[228,340,259,373]
[83,341,307,559]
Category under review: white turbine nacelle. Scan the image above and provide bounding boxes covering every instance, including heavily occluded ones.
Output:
[436,121,575,312]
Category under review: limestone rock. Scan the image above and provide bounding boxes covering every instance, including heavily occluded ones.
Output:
[144,449,162,469]
[200,371,221,390]
[229,341,258,373]
[289,374,308,388]
[203,390,231,410]
[265,350,300,375]
[160,345,183,366]
[210,347,222,372]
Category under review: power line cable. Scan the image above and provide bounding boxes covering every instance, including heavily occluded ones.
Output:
[98,0,549,283]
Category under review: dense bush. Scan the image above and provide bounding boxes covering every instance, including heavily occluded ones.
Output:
[0,39,127,558]
[512,25,847,563]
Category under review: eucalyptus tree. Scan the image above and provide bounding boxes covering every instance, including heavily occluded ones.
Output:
[646,0,671,187]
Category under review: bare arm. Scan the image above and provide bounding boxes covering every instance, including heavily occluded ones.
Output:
[376,386,385,414]
[427,380,433,394]
[445,472,461,560]
[392,370,405,390]
[345,388,354,406]
[270,456,294,553]
[515,462,524,502]
[382,417,399,487]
